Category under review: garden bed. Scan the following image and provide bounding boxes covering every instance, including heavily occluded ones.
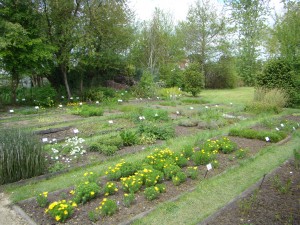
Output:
[202,159,300,225]
[16,136,270,225]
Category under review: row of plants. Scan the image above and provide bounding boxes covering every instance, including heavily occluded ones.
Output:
[36,137,242,223]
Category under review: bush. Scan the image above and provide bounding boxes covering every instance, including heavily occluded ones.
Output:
[97,198,118,216]
[144,186,160,201]
[123,193,135,207]
[46,200,76,222]
[192,149,217,166]
[138,122,175,140]
[120,130,139,146]
[172,171,187,186]
[158,87,183,99]
[132,70,157,98]
[83,88,105,102]
[256,58,299,106]
[0,128,45,184]
[73,181,100,204]
[106,160,140,181]
[205,56,238,89]
[229,128,287,143]
[100,145,118,156]
[183,63,204,96]
[30,85,57,107]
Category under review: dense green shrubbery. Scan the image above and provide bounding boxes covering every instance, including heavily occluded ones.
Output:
[183,63,204,96]
[0,128,45,184]
[229,128,287,143]
[130,107,170,123]
[206,57,238,89]
[256,58,300,106]
[30,85,57,107]
[132,71,157,98]
[120,130,139,146]
[138,122,175,140]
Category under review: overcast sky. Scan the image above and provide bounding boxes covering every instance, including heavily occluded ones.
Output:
[129,0,284,23]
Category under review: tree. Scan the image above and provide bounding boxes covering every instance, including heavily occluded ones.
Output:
[0,0,53,104]
[226,0,270,86]
[178,0,225,86]
[183,63,204,96]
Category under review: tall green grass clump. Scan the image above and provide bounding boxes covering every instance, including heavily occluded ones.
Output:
[0,128,45,184]
[245,88,289,113]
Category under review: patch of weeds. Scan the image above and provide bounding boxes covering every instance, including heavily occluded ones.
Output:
[120,130,139,146]
[48,161,68,173]
[238,189,259,215]
[272,175,292,194]
[294,149,300,169]
[159,101,177,106]
[123,193,135,207]
[138,122,175,140]
[181,98,208,105]
[178,119,198,127]
[69,105,104,117]
[88,209,100,222]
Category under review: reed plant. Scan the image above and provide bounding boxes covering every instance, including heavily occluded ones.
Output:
[0,128,45,184]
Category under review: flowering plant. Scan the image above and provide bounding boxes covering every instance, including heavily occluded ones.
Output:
[36,191,49,207]
[144,186,160,201]
[104,182,118,196]
[172,171,187,186]
[96,198,118,216]
[192,149,217,165]
[73,181,100,204]
[121,175,143,193]
[186,166,199,180]
[105,160,138,181]
[218,137,237,154]
[123,193,135,207]
[45,200,77,222]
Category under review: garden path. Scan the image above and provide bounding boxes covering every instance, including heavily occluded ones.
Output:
[0,192,28,225]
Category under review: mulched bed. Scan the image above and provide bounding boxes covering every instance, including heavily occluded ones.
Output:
[203,160,300,225]
[17,137,271,225]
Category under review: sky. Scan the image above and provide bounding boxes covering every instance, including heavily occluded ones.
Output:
[129,0,284,23]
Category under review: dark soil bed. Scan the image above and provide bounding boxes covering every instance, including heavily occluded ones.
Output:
[202,160,300,225]
[17,137,271,225]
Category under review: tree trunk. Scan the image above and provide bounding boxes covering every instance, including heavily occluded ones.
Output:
[10,69,19,105]
[61,64,72,98]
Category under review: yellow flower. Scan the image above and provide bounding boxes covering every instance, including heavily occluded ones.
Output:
[43,192,48,197]
[90,191,95,196]
[105,193,109,196]
[55,215,61,221]
[90,172,93,175]
[64,210,68,215]
[103,198,107,201]
[124,193,128,197]
[44,209,49,214]
[85,181,89,185]
[84,172,88,177]
[72,202,77,207]
[114,188,118,192]
[69,190,75,195]
[49,202,58,210]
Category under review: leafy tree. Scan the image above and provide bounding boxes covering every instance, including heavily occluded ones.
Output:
[183,63,204,96]
[0,0,53,104]
[226,0,270,86]
[178,0,225,86]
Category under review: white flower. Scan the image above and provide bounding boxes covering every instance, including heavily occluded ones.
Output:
[275,127,280,131]
[35,106,39,110]
[176,111,180,115]
[190,107,194,110]
[22,98,25,101]
[42,138,48,143]
[230,102,233,105]
[280,123,284,127]
[70,97,73,100]
[154,113,158,117]
[265,137,270,142]
[140,98,143,100]
[293,127,296,131]
[96,101,99,104]
[157,97,160,99]
[79,102,82,106]
[139,116,145,120]
[61,96,65,99]
[108,120,114,124]
[215,105,218,107]
[9,109,14,113]
[55,156,59,160]
[73,129,79,134]
[121,93,124,95]
[58,104,63,108]
[205,106,209,109]
[118,99,123,103]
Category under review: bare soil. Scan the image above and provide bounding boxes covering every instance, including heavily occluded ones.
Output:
[203,160,300,225]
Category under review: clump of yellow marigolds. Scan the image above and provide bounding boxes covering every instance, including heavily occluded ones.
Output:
[36,191,49,207]
[103,182,118,196]
[45,200,77,222]
[96,198,118,216]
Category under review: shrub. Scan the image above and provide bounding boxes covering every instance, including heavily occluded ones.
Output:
[228,128,287,143]
[120,175,143,193]
[97,198,118,216]
[172,171,187,186]
[186,167,199,180]
[83,88,105,102]
[205,56,238,89]
[36,192,49,207]
[30,85,57,107]
[144,186,160,201]
[235,148,248,159]
[218,137,237,154]
[123,193,135,207]
[97,135,123,149]
[132,70,157,98]
[138,168,164,187]
[120,130,139,146]
[45,200,77,222]
[256,58,299,105]
[105,160,140,181]
[158,87,183,99]
[163,164,182,180]
[155,183,167,193]
[192,149,218,166]
[100,145,118,156]
[181,145,194,158]
[103,182,118,196]
[0,128,45,184]
[138,122,175,140]
[183,63,204,96]
[173,153,188,168]
[73,181,100,204]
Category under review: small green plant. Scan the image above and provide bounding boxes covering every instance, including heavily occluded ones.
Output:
[181,145,194,158]
[235,148,248,159]
[123,193,135,207]
[88,209,100,222]
[272,175,292,194]
[48,161,67,173]
[163,164,182,180]
[70,105,104,117]
[139,168,164,187]
[36,192,49,207]
[73,181,100,204]
[121,175,143,193]
[186,166,199,180]
[105,160,140,181]
[97,198,118,216]
[120,130,139,146]
[211,160,220,168]
[155,183,167,193]
[103,182,118,196]
[172,171,187,186]
[201,139,220,152]
[138,122,175,140]
[218,137,237,154]
[144,186,161,201]
[45,200,77,222]
[192,149,218,166]
[100,145,118,156]
[294,149,300,169]
[173,153,188,168]
[138,133,156,144]
[238,189,258,215]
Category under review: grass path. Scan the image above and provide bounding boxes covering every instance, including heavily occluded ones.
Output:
[132,132,300,225]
